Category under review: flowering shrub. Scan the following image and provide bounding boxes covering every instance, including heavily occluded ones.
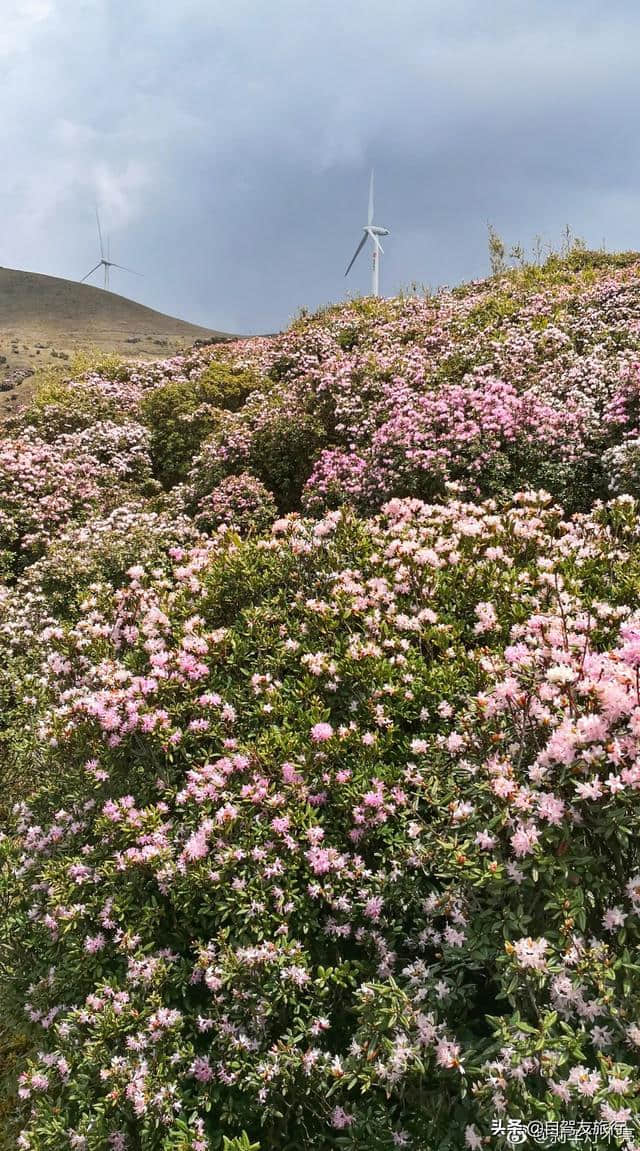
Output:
[140,362,258,487]
[0,421,159,576]
[0,504,200,814]
[0,432,111,571]
[1,493,640,1148]
[5,255,640,1149]
[603,438,640,499]
[147,264,640,515]
[194,473,277,534]
[58,421,154,482]
[189,391,326,513]
[302,449,369,514]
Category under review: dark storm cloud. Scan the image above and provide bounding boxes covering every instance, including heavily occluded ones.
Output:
[1,0,640,333]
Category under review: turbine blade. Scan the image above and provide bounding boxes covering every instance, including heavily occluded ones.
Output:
[95,207,104,259]
[110,262,143,276]
[81,262,102,282]
[344,232,368,277]
[368,169,374,226]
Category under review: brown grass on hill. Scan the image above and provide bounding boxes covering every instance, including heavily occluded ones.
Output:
[0,266,232,412]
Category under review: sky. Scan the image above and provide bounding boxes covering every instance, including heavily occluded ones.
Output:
[1,0,640,334]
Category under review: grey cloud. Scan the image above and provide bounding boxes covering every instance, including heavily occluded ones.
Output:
[1,0,640,333]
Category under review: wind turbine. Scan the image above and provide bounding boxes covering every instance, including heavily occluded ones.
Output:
[81,209,142,291]
[344,170,390,297]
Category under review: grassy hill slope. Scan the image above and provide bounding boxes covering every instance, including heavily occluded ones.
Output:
[0,266,231,409]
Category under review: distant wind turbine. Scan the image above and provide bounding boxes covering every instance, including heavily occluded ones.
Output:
[81,208,142,291]
[344,170,390,297]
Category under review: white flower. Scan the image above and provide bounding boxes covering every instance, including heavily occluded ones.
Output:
[546,665,577,685]
[513,937,549,971]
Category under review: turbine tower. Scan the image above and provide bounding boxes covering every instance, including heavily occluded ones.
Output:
[344,170,390,297]
[81,209,142,291]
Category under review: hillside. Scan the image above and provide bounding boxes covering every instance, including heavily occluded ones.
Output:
[4,250,640,1149]
[0,266,231,408]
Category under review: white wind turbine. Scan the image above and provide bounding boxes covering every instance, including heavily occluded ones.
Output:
[81,208,142,291]
[344,170,390,297]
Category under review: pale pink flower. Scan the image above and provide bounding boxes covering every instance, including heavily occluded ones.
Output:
[475,829,497,850]
[435,1038,462,1068]
[513,936,549,971]
[575,778,604,801]
[330,1107,354,1129]
[510,822,540,857]
[443,926,466,947]
[537,794,565,825]
[363,896,384,921]
[602,906,626,931]
[190,1057,213,1082]
[600,1103,631,1125]
[609,1074,632,1093]
[311,722,333,742]
[410,738,428,754]
[84,933,107,954]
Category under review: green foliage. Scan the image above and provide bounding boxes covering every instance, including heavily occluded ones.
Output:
[487,223,506,276]
[247,405,326,511]
[336,326,360,351]
[22,374,122,437]
[189,394,326,514]
[195,361,259,409]
[430,350,476,385]
[464,288,519,334]
[0,1021,30,1150]
[222,1134,260,1151]
[564,247,640,272]
[140,362,257,487]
